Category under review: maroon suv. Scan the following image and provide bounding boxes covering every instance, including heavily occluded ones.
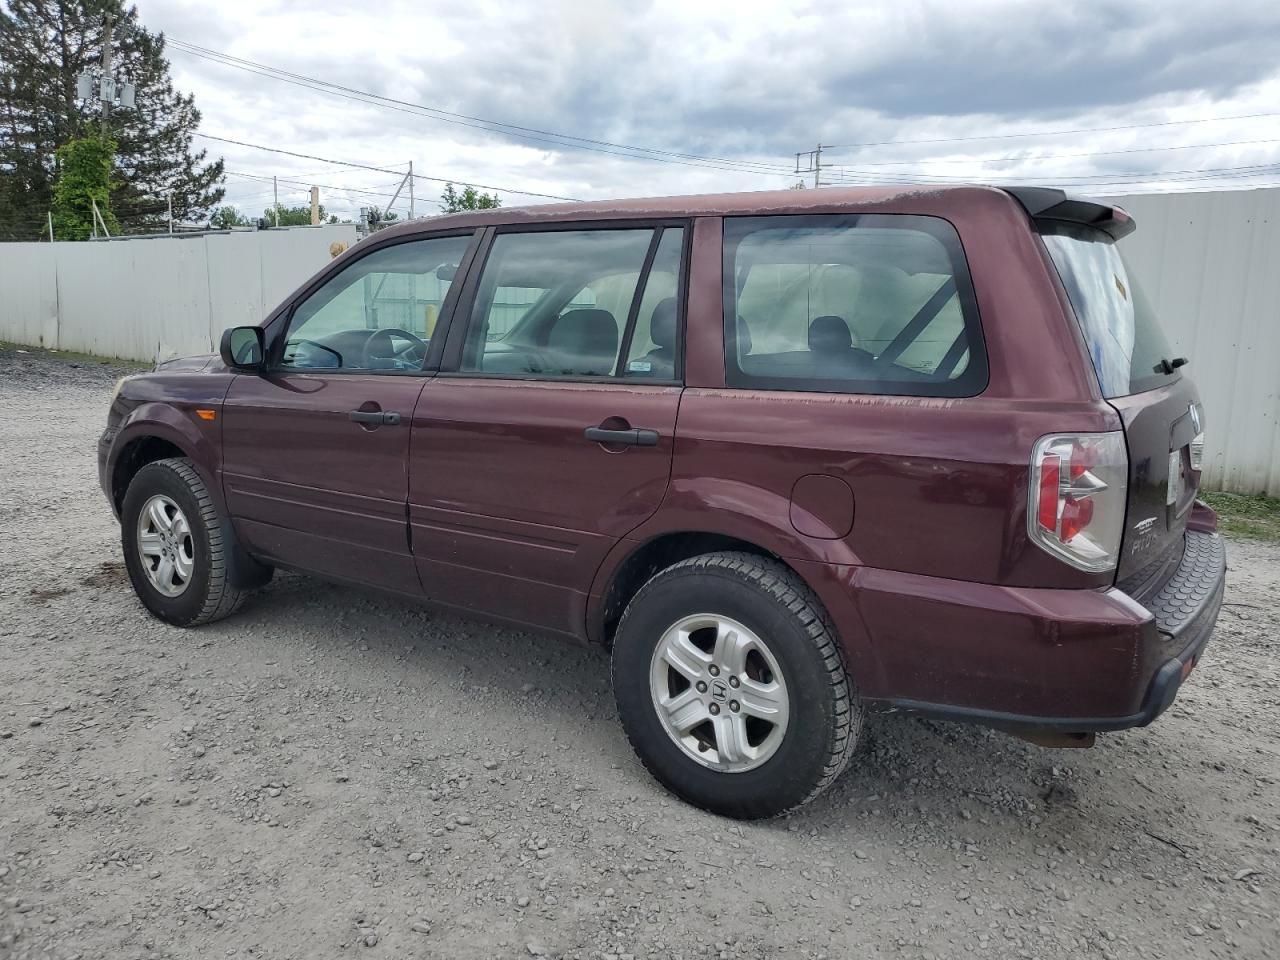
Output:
[99,185,1226,818]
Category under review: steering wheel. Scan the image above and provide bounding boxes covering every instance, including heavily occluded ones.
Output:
[362,328,428,368]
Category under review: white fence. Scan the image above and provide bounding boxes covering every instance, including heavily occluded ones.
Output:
[1109,189,1280,494]
[0,193,1277,493]
[0,224,356,362]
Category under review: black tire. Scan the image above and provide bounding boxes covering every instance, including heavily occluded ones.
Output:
[120,457,265,627]
[611,551,862,819]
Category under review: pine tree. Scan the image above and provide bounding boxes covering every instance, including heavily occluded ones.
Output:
[0,0,224,240]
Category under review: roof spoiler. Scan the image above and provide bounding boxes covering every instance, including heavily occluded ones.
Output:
[1003,186,1136,240]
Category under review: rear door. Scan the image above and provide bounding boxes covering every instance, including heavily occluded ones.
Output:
[1041,226,1204,584]
[408,224,687,636]
[222,232,475,594]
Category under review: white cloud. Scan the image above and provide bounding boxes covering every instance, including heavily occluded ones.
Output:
[135,0,1280,220]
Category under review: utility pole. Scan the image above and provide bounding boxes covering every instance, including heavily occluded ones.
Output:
[99,13,113,127]
[310,186,320,225]
[47,211,54,242]
[794,144,832,188]
[76,18,134,125]
[408,161,415,219]
[167,192,174,234]
[273,176,279,226]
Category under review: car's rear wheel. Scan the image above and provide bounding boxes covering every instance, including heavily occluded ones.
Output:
[611,551,862,819]
[120,457,263,626]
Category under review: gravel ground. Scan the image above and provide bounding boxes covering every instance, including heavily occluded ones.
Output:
[1,345,1277,960]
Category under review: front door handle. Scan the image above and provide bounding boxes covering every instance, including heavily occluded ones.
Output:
[349,410,402,426]
[584,426,659,447]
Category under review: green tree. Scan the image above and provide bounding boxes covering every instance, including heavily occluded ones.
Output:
[263,202,338,226]
[0,0,225,240]
[440,182,501,213]
[50,132,119,239]
[209,205,249,229]
[363,204,398,225]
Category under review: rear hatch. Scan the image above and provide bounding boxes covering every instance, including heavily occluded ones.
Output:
[1039,223,1204,589]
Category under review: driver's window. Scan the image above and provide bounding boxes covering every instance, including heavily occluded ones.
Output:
[279,234,472,371]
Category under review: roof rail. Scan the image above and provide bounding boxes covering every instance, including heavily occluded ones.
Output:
[1003,186,1135,240]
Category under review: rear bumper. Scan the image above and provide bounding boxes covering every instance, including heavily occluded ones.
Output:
[800,530,1227,733]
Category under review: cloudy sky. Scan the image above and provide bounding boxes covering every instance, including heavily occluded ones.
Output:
[133,0,1280,221]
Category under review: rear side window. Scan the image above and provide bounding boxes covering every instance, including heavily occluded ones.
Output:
[1041,226,1178,398]
[723,215,986,396]
[462,226,685,380]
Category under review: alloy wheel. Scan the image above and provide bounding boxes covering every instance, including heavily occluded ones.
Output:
[648,613,789,772]
[135,494,195,597]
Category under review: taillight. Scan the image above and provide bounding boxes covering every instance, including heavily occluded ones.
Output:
[1028,432,1128,572]
[1189,402,1205,472]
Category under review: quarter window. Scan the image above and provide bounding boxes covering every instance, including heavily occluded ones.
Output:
[462,227,685,380]
[723,215,986,396]
[1041,226,1177,398]
[279,234,471,371]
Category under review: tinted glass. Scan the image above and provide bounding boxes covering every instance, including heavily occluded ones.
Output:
[1041,227,1178,398]
[280,234,471,371]
[464,229,661,379]
[723,215,986,396]
[624,228,685,379]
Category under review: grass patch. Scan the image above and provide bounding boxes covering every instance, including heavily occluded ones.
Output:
[0,340,150,370]
[1201,491,1280,543]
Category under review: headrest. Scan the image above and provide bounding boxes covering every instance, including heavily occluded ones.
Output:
[649,298,677,350]
[550,309,618,365]
[808,314,852,352]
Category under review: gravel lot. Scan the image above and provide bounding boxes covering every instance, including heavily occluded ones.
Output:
[1,345,1277,960]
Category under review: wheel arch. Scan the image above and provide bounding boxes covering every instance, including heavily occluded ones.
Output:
[109,406,223,515]
[589,531,813,648]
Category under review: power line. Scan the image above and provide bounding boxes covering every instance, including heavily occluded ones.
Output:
[169,37,1280,197]
[195,133,581,202]
[824,110,1280,150]
[827,136,1280,168]
[170,37,1280,198]
[167,38,796,179]
[821,160,1280,187]
[226,170,407,200]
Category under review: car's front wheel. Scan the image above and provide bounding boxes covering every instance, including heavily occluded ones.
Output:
[120,457,264,626]
[611,551,862,819]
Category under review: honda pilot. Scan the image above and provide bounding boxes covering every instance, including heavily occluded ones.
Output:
[98,185,1226,818]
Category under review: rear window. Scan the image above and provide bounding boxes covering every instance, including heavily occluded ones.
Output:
[1041,226,1178,398]
[723,215,987,397]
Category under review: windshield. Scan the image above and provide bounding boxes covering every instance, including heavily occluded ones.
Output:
[1041,225,1178,398]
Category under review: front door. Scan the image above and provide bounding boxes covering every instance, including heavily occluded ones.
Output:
[409,224,688,635]
[222,232,474,594]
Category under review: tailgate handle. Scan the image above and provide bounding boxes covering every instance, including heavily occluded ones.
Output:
[584,426,659,447]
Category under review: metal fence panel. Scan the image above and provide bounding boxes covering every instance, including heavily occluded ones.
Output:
[0,224,356,362]
[1110,189,1280,493]
[0,243,58,348]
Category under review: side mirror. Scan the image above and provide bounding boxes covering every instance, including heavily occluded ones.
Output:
[435,263,457,281]
[220,326,265,371]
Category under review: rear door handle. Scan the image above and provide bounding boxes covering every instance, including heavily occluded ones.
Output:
[584,426,659,447]
[349,410,402,426]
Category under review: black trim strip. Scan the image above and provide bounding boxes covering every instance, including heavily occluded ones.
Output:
[614,228,664,377]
